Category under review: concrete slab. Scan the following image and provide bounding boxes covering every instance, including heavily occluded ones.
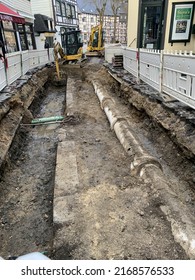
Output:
[54,141,79,198]
[53,196,76,225]
[53,141,80,226]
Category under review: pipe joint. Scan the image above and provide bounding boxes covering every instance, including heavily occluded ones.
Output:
[130,155,163,177]
[112,116,129,130]
[101,97,115,110]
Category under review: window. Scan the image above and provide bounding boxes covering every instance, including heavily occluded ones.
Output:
[67,33,76,44]
[3,21,14,30]
[71,5,76,18]
[47,37,54,48]
[25,25,31,32]
[56,1,61,15]
[66,3,71,18]
[139,0,165,50]
[50,21,53,30]
[2,21,18,53]
[61,3,66,16]
[18,24,27,50]
[4,31,17,52]
[25,24,35,50]
[44,20,49,29]
[26,33,33,50]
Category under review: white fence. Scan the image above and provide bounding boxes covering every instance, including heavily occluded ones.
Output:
[121,47,195,110]
[140,49,163,92]
[0,60,7,90]
[163,51,195,109]
[123,48,138,79]
[0,49,54,91]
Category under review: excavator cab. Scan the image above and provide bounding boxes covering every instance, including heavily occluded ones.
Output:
[62,30,83,62]
[86,25,105,57]
[53,30,86,80]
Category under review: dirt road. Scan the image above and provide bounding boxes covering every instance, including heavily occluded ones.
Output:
[0,61,194,260]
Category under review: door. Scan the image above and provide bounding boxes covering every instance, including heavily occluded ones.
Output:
[139,0,165,49]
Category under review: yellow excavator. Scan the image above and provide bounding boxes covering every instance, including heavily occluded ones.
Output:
[53,30,86,79]
[86,25,105,57]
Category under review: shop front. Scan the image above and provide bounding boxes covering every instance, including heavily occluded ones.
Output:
[128,0,195,51]
[0,3,36,55]
[138,0,166,49]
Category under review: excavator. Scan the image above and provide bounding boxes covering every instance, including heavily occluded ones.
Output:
[53,30,86,80]
[86,24,105,57]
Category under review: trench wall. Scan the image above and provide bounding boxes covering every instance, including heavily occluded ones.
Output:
[105,67,195,160]
[0,66,54,170]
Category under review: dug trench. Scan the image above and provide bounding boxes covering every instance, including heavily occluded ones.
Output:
[0,62,194,260]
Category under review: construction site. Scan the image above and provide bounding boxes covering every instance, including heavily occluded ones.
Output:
[0,57,195,260]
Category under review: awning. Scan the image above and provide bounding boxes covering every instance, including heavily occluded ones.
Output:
[34,14,56,34]
[0,3,25,24]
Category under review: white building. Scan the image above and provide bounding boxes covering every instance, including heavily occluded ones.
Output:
[31,0,79,48]
[77,0,127,44]
[0,0,36,54]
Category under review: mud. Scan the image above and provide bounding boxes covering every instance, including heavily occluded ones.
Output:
[0,61,194,260]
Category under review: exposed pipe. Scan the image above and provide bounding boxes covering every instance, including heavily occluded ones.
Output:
[31,116,64,124]
[91,79,195,259]
[141,165,195,259]
[21,121,64,126]
[92,79,161,175]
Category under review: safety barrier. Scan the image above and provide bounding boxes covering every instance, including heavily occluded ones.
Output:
[0,48,54,91]
[122,47,195,110]
[139,49,162,92]
[0,60,7,90]
[6,51,22,85]
[123,48,138,79]
[163,50,195,110]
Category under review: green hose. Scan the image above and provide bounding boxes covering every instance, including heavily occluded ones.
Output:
[31,116,64,124]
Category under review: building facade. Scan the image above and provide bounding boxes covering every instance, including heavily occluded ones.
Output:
[77,0,128,44]
[0,0,36,55]
[78,11,97,44]
[128,0,195,51]
[31,0,79,47]
[54,0,79,48]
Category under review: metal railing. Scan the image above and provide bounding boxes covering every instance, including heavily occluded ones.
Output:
[120,47,195,110]
[0,48,54,91]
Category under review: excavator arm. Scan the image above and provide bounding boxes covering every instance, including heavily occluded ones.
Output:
[53,31,86,79]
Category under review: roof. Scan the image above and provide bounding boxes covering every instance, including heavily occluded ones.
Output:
[34,14,55,33]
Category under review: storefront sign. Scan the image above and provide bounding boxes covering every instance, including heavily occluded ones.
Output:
[0,13,25,24]
[169,2,194,42]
